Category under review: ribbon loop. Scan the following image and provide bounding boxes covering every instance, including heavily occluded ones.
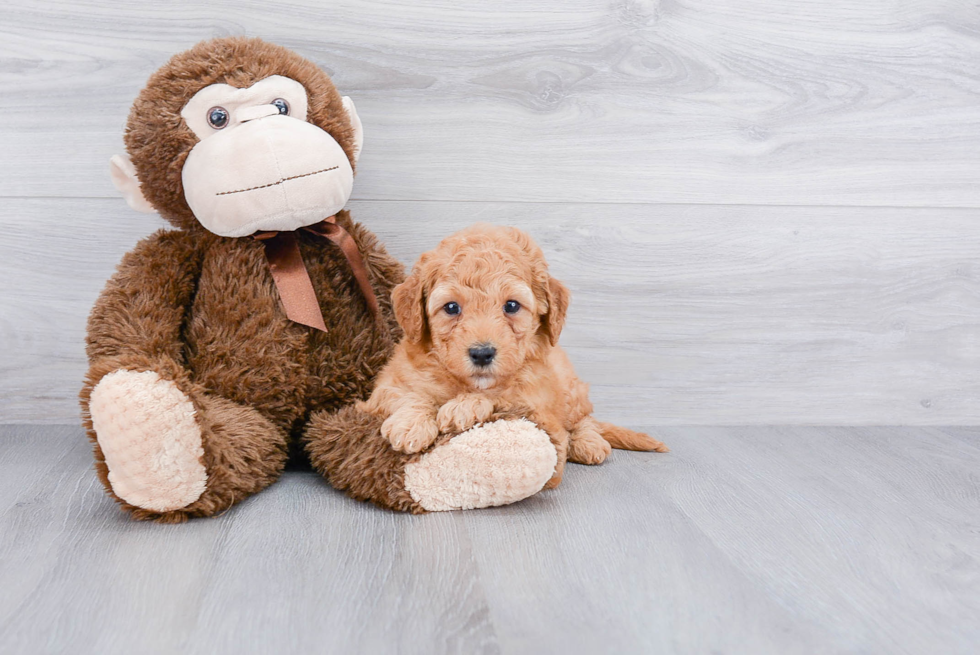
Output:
[253,215,380,332]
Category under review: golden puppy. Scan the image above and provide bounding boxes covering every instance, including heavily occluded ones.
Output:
[359,224,668,488]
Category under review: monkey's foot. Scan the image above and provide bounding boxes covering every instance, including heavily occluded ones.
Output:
[404,418,557,511]
[89,370,207,512]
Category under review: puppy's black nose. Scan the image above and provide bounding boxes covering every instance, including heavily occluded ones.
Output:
[468,344,496,368]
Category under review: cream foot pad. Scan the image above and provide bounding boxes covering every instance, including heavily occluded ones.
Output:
[89,370,207,512]
[404,418,558,511]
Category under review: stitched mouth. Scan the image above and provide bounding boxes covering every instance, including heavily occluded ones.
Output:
[216,166,338,196]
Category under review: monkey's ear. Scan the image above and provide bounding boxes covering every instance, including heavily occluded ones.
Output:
[109,154,157,214]
[391,269,426,344]
[341,96,363,164]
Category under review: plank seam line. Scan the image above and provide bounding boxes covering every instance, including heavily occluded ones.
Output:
[3,196,980,211]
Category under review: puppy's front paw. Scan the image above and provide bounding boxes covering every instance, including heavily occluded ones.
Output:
[437,394,494,434]
[382,407,439,454]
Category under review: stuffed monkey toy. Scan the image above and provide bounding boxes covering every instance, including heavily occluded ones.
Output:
[81,37,557,522]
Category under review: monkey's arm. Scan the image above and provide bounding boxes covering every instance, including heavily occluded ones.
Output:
[83,228,204,384]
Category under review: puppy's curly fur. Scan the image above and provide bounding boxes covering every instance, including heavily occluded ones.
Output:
[359,224,668,488]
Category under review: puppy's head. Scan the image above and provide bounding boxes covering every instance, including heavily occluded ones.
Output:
[392,224,569,390]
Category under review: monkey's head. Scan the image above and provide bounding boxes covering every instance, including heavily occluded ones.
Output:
[110,37,363,237]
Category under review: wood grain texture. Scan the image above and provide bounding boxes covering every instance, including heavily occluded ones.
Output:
[1,425,977,654]
[2,198,978,425]
[3,1,979,424]
[2,1,980,204]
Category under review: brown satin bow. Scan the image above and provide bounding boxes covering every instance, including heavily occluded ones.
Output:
[253,215,379,332]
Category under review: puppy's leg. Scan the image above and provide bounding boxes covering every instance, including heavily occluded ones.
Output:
[437,393,495,434]
[568,416,612,465]
[558,372,611,465]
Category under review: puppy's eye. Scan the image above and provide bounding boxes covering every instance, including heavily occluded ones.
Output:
[503,300,521,314]
[272,98,289,115]
[444,302,461,316]
[207,107,229,129]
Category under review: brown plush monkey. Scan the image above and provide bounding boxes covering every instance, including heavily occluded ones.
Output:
[81,37,557,522]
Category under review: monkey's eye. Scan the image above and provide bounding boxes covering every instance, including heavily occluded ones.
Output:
[444,302,461,316]
[207,107,229,129]
[503,300,521,314]
[272,98,289,115]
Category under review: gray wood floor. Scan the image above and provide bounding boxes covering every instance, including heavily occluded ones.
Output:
[1,425,977,655]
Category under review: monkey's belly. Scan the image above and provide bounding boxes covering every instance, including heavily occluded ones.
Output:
[183,240,313,428]
[181,238,386,428]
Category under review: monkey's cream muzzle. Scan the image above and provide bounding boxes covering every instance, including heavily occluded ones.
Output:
[181,113,354,238]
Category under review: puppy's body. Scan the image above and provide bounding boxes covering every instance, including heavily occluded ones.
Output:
[360,225,667,487]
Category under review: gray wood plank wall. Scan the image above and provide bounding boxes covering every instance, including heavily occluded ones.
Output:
[1,0,978,424]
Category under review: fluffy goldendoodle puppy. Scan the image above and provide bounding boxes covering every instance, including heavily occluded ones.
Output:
[358,224,668,488]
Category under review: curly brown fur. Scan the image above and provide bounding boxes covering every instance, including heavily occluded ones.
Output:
[359,224,668,489]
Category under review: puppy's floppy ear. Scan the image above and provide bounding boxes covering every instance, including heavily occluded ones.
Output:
[392,268,426,343]
[543,276,570,346]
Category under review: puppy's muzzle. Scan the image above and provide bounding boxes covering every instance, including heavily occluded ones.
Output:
[468,344,496,368]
